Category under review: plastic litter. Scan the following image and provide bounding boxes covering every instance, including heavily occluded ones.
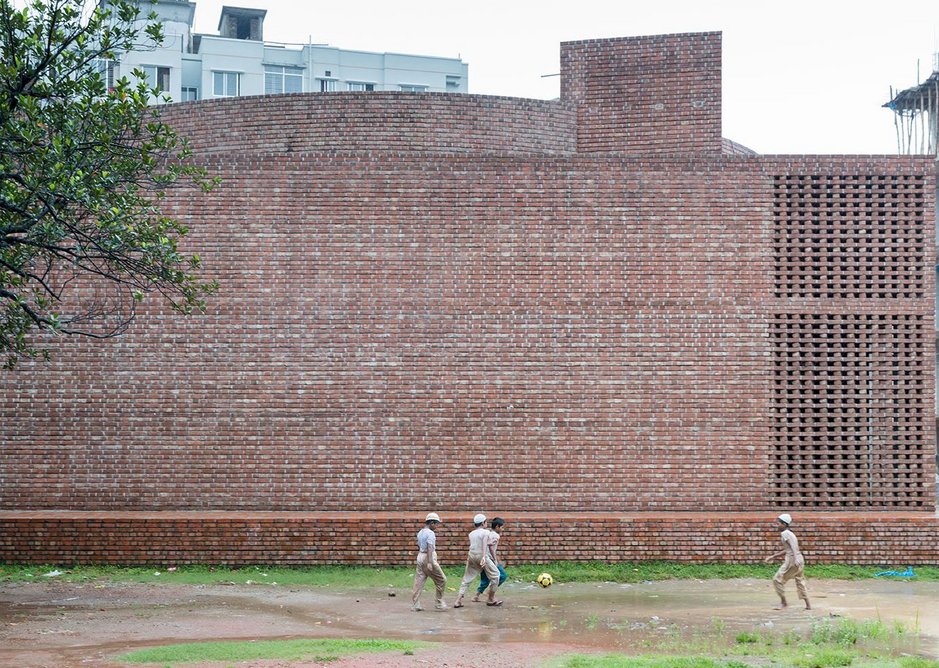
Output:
[873,566,915,578]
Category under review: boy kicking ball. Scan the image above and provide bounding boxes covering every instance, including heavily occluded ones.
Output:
[473,517,507,602]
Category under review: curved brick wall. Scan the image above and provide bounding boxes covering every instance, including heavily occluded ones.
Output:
[159,93,577,157]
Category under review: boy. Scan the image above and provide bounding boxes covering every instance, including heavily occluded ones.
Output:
[411,512,448,611]
[453,513,502,607]
[764,513,811,610]
[473,517,507,602]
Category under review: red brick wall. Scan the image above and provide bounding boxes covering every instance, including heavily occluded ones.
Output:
[163,93,577,157]
[0,33,935,565]
[1,511,936,565]
[561,33,723,156]
[2,153,932,514]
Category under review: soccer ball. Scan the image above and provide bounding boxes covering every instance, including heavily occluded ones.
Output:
[536,572,553,588]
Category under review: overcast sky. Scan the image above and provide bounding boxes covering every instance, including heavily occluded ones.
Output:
[188,0,938,155]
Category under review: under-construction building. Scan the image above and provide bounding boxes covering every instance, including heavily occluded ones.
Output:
[886,55,939,156]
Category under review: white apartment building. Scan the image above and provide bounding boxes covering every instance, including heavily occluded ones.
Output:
[104,0,468,103]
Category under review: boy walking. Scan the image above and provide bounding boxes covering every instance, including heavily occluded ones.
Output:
[764,513,811,610]
[411,512,448,611]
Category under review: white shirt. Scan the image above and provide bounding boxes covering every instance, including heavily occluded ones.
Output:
[780,528,803,566]
[417,526,437,553]
[468,527,490,555]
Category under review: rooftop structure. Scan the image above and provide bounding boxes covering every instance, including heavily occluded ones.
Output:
[106,0,468,103]
[885,54,939,156]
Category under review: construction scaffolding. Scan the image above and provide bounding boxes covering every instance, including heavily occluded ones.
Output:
[885,57,939,156]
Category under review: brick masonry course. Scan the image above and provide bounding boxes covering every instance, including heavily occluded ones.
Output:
[0,511,936,565]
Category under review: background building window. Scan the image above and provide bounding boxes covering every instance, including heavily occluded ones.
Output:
[399,84,427,92]
[318,78,337,92]
[346,82,375,91]
[213,71,241,97]
[92,58,117,91]
[181,87,198,101]
[264,65,303,94]
[140,65,170,92]
[446,75,461,90]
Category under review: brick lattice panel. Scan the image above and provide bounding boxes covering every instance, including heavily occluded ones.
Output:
[772,174,926,299]
[770,313,928,508]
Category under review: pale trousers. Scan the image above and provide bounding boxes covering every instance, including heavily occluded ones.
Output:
[457,551,500,598]
[773,555,808,602]
[412,552,447,605]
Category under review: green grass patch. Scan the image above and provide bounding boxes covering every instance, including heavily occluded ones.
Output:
[3,562,937,586]
[898,659,939,668]
[550,656,750,668]
[790,646,855,667]
[0,563,419,588]
[551,651,939,668]
[119,637,425,665]
[523,562,939,583]
[725,617,928,667]
[568,616,933,668]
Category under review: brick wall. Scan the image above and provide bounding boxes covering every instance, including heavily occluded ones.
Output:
[561,33,723,156]
[1,511,936,565]
[162,93,578,157]
[0,32,936,566]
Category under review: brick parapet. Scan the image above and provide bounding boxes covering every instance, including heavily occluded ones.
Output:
[158,93,578,157]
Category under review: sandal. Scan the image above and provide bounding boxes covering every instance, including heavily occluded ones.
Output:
[453,602,464,608]
[486,600,503,607]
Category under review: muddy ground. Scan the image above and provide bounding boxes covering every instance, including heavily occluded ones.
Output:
[0,577,937,667]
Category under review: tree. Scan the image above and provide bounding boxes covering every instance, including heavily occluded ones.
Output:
[0,0,216,369]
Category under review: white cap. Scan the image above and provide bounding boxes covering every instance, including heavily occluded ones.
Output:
[425,512,441,523]
[777,513,792,525]
[473,513,487,525]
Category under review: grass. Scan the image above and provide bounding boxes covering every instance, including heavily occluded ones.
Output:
[550,657,750,668]
[551,615,939,667]
[119,637,425,665]
[2,561,938,586]
[724,617,932,668]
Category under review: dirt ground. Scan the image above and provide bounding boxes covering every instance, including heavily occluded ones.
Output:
[0,577,937,668]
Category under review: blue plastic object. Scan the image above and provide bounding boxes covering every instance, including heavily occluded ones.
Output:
[873,566,915,577]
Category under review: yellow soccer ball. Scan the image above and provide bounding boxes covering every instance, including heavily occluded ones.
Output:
[537,572,553,588]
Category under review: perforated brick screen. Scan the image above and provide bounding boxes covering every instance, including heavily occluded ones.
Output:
[771,313,928,508]
[772,174,926,299]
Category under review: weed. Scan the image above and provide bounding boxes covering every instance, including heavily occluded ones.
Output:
[792,647,855,667]
[119,638,424,664]
[898,659,939,668]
